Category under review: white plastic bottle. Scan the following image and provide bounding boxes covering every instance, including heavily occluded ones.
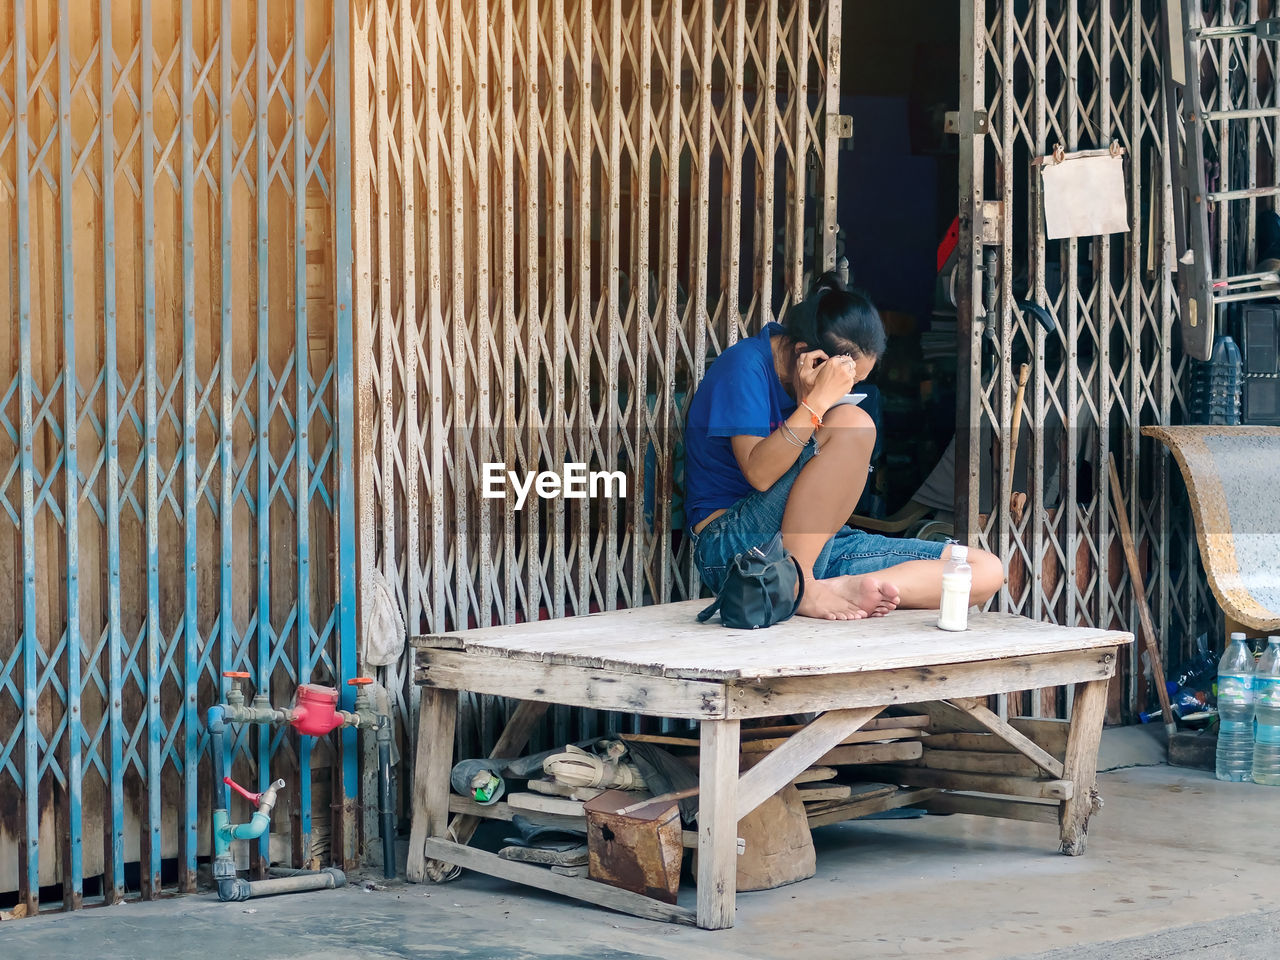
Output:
[1215,632,1255,782]
[1251,637,1280,785]
[937,545,972,632]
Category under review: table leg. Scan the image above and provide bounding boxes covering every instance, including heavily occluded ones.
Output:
[697,718,740,930]
[406,688,458,882]
[1059,677,1108,856]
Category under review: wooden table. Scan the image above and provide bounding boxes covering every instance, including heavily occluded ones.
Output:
[406,602,1130,929]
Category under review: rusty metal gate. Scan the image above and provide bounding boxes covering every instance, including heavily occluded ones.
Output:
[351,0,843,752]
[1,1,359,911]
[957,0,1213,719]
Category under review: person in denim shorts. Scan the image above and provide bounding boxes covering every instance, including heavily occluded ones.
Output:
[684,273,1003,620]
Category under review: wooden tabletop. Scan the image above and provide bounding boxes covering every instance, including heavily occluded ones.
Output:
[411,601,1130,681]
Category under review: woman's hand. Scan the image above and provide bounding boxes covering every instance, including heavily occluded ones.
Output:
[796,351,856,414]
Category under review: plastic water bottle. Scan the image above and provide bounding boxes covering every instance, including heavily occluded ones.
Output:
[936,545,972,632]
[1216,632,1255,782]
[1190,335,1242,425]
[1252,637,1280,785]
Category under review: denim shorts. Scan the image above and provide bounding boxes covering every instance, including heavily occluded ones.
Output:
[689,441,946,592]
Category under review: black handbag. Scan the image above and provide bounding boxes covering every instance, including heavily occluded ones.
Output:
[696,533,805,629]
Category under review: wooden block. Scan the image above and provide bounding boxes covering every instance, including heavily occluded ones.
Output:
[819,740,923,766]
[1168,729,1216,771]
[796,784,853,803]
[506,792,587,818]
[551,864,590,878]
[694,785,816,892]
[850,765,1074,800]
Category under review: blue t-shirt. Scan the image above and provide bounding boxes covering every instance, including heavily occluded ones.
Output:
[684,323,796,528]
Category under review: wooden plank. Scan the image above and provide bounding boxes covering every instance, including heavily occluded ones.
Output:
[740,727,925,754]
[922,793,1059,825]
[445,795,588,833]
[795,784,852,803]
[743,714,930,739]
[819,741,923,766]
[918,749,1042,778]
[849,766,1074,801]
[942,699,1065,777]
[1059,678,1109,855]
[422,838,696,925]
[409,606,1129,681]
[696,719,740,930]
[620,733,699,748]
[506,792,586,818]
[924,732,1027,753]
[727,649,1118,719]
[806,788,938,829]
[416,652,726,719]
[804,782,897,812]
[406,689,459,883]
[791,766,836,784]
[735,707,882,820]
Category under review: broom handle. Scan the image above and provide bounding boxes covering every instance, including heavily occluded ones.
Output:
[615,786,699,817]
[1008,363,1030,482]
[1108,454,1177,738]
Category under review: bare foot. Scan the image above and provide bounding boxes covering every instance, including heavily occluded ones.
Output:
[795,578,867,620]
[826,574,900,617]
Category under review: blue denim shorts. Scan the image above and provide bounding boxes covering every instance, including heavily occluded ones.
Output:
[689,442,946,592]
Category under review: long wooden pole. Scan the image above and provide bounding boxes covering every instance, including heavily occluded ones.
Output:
[1107,454,1175,739]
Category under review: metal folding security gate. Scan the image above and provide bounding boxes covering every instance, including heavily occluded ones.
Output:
[351,0,843,754]
[0,1,359,910]
[956,0,1212,719]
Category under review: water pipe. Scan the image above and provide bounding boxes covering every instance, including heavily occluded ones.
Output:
[210,673,393,888]
[376,715,395,879]
[212,776,285,902]
[207,704,229,809]
[216,868,346,902]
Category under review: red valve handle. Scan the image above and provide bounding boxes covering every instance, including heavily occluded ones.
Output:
[223,776,261,804]
[223,671,250,679]
[347,677,374,686]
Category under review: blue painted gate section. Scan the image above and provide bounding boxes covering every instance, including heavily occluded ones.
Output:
[0,0,358,910]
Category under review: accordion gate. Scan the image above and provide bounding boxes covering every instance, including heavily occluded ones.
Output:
[351,0,843,759]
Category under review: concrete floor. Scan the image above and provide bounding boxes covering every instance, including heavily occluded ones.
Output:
[5,755,1278,960]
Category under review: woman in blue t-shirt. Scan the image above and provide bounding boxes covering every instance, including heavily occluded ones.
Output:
[684,274,1003,620]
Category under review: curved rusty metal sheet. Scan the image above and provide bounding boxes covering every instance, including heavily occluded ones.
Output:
[1143,425,1280,632]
